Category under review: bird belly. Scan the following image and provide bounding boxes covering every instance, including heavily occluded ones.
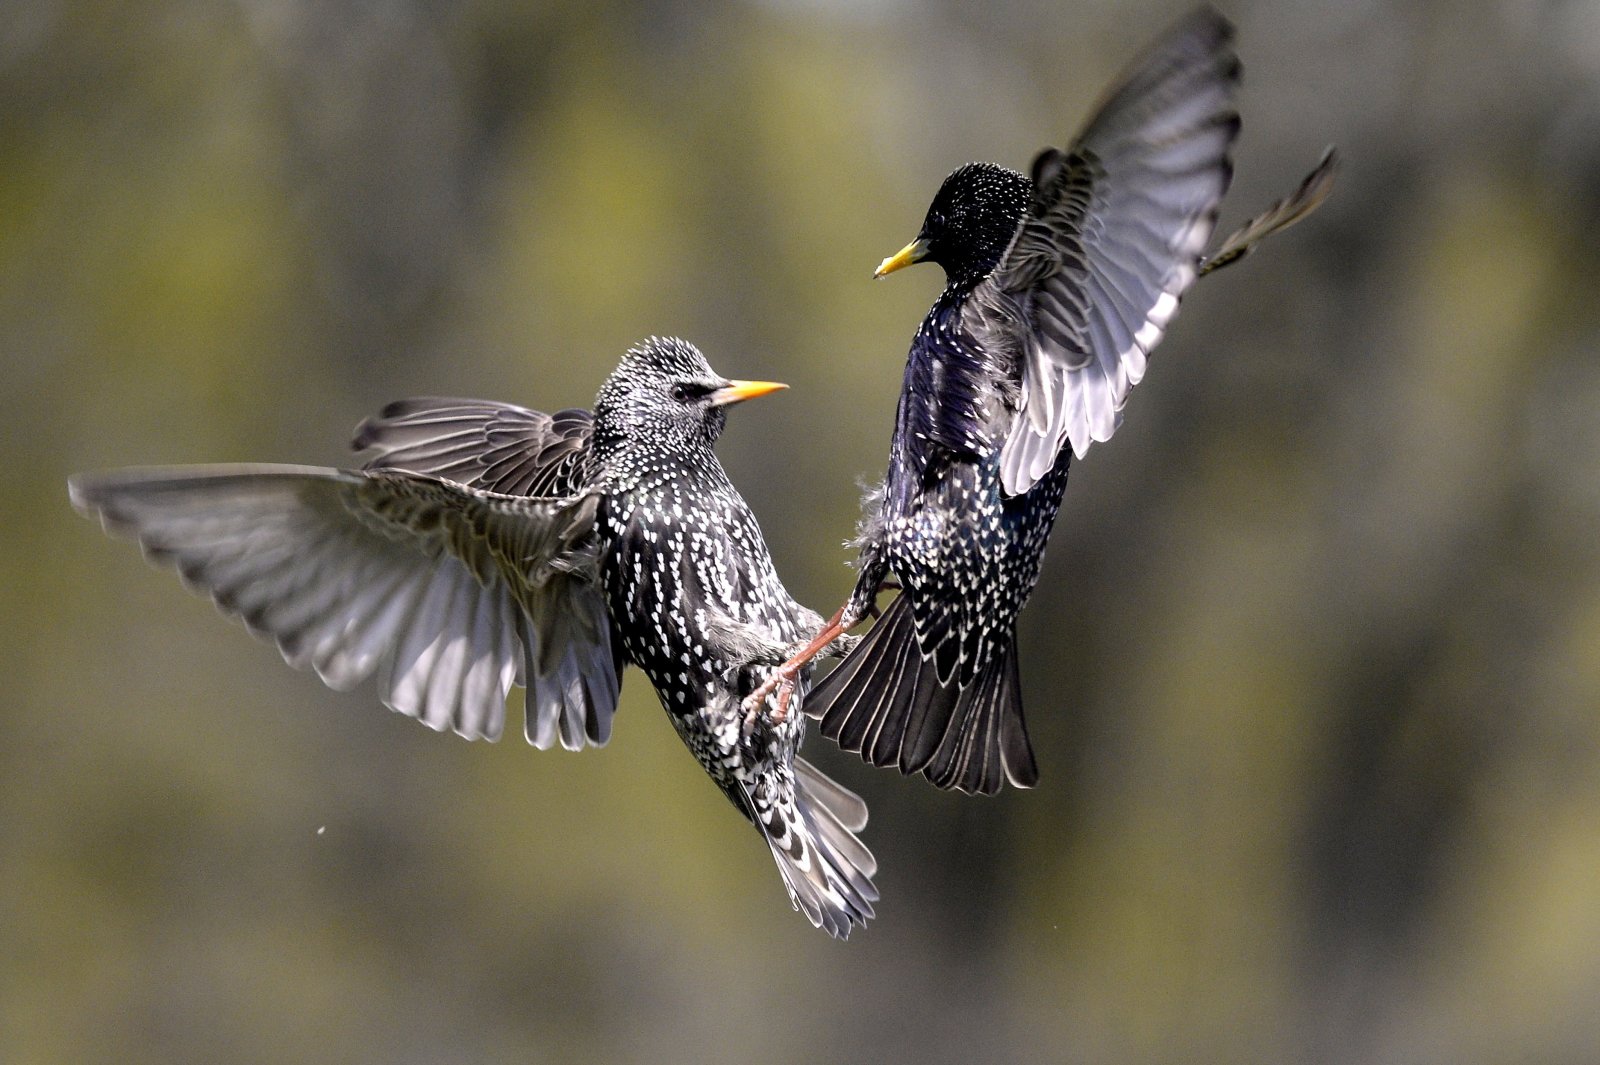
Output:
[877,452,1070,685]
[599,489,806,812]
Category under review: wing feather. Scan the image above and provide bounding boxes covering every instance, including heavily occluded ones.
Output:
[971,8,1241,493]
[355,397,594,498]
[69,464,622,747]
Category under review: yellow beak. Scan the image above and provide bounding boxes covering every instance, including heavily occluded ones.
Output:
[709,379,788,407]
[874,236,931,279]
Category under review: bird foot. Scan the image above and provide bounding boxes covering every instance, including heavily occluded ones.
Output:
[745,660,805,730]
[741,604,856,719]
[771,674,799,725]
[747,651,814,725]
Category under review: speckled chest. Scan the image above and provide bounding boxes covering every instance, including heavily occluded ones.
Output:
[875,300,1074,678]
[884,293,1008,514]
[597,470,799,709]
[884,296,1054,564]
[597,468,806,796]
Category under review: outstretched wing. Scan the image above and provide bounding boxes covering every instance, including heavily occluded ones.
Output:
[69,464,621,750]
[354,397,594,498]
[971,8,1240,493]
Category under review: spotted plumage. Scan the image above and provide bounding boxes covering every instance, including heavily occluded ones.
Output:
[586,340,875,936]
[69,337,876,938]
[776,9,1335,794]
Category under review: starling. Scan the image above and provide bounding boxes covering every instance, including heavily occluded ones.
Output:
[749,8,1336,793]
[70,337,877,937]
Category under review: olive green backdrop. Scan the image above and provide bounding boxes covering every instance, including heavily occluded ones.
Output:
[5,1,1599,1062]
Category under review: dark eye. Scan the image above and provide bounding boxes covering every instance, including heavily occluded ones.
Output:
[670,383,694,402]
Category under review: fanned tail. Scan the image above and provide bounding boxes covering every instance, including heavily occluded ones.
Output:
[806,595,1038,795]
[750,759,878,939]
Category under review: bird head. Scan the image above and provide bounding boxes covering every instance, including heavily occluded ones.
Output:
[593,336,787,454]
[875,161,1032,286]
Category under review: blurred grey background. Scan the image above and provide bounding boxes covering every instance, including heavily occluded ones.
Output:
[5,0,1600,1062]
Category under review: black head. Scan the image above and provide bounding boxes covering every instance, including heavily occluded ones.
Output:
[592,336,786,456]
[876,162,1032,286]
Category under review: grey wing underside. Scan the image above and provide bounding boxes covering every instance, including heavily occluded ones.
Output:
[971,8,1240,493]
[69,464,622,751]
[354,397,594,498]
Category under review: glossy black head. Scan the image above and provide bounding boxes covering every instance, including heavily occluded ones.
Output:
[878,162,1032,286]
[593,336,785,456]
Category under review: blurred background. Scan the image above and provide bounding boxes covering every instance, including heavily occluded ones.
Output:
[5,0,1600,1061]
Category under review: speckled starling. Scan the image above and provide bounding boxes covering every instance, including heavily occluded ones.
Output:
[750,8,1336,794]
[70,337,877,938]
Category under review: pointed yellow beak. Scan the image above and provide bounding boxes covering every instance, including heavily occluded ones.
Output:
[709,379,788,407]
[874,236,931,279]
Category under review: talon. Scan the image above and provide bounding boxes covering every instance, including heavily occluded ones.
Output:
[772,681,794,725]
[740,601,868,718]
[742,666,787,715]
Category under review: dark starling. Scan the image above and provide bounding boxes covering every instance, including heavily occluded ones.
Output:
[70,337,877,937]
[749,8,1336,794]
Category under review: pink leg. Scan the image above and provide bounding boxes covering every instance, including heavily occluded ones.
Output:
[745,604,855,724]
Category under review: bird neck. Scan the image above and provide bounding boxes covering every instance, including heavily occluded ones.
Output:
[940,267,991,299]
[593,432,725,495]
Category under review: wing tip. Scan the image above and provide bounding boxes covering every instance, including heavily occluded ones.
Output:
[1181,5,1237,49]
[66,473,93,513]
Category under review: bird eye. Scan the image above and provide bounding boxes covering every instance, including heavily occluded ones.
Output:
[670,383,694,402]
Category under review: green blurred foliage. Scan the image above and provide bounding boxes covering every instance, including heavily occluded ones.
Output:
[5,0,1600,1062]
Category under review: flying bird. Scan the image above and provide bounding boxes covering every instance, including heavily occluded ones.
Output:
[71,337,877,938]
[747,7,1336,794]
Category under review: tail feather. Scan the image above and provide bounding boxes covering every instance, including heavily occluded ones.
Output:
[923,644,1034,793]
[829,618,914,755]
[794,756,869,834]
[749,763,878,939]
[809,595,1038,795]
[897,639,964,776]
[867,614,957,771]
